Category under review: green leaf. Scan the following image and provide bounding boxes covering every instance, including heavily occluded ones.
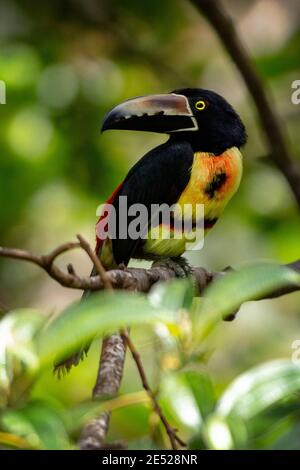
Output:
[0,408,42,449]
[183,370,216,419]
[1,401,71,450]
[149,279,195,312]
[217,359,300,421]
[160,372,201,431]
[204,414,235,450]
[272,422,300,450]
[21,401,71,450]
[36,291,179,367]
[194,263,300,340]
[210,360,300,448]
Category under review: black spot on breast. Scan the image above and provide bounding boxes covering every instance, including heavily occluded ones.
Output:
[204,172,227,199]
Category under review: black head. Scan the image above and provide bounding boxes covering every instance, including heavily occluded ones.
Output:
[102,88,247,155]
[170,88,247,154]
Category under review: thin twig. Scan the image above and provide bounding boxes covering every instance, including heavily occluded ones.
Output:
[190,0,300,207]
[0,243,97,291]
[121,330,186,450]
[76,234,113,292]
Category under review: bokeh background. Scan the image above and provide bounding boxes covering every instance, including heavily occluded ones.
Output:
[0,0,300,448]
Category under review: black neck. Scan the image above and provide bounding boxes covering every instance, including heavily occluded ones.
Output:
[169,133,232,155]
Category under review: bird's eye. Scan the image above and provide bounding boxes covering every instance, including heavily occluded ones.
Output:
[195,100,206,111]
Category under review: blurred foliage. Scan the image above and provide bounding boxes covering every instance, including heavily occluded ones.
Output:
[0,0,300,450]
[1,265,300,449]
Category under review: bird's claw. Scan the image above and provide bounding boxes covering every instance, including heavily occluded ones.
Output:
[152,257,193,278]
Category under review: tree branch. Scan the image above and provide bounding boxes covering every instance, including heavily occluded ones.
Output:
[1,240,300,299]
[79,334,127,449]
[190,0,300,207]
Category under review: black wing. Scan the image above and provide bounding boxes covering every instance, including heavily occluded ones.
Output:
[111,139,194,265]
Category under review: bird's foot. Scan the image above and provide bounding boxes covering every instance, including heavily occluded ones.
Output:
[152,256,193,278]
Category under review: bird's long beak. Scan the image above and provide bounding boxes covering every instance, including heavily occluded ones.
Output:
[101,93,198,133]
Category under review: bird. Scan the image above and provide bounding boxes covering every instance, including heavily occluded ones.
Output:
[56,88,247,374]
[97,88,246,268]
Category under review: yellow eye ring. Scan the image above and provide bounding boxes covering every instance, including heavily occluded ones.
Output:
[195,100,206,111]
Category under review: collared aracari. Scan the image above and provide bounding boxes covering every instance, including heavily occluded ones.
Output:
[97,88,246,268]
[56,88,247,373]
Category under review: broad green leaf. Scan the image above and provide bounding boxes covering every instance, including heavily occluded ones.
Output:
[149,279,195,312]
[242,401,300,449]
[204,414,234,450]
[109,402,151,442]
[160,372,201,431]
[36,291,179,367]
[204,411,250,450]
[187,432,208,450]
[193,263,300,340]
[205,361,300,449]
[1,408,42,449]
[20,401,71,450]
[217,359,300,420]
[272,421,300,450]
[1,401,71,450]
[149,279,195,339]
[249,413,296,450]
[183,370,216,419]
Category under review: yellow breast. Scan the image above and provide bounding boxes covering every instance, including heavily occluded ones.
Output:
[176,146,243,221]
[143,147,243,258]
